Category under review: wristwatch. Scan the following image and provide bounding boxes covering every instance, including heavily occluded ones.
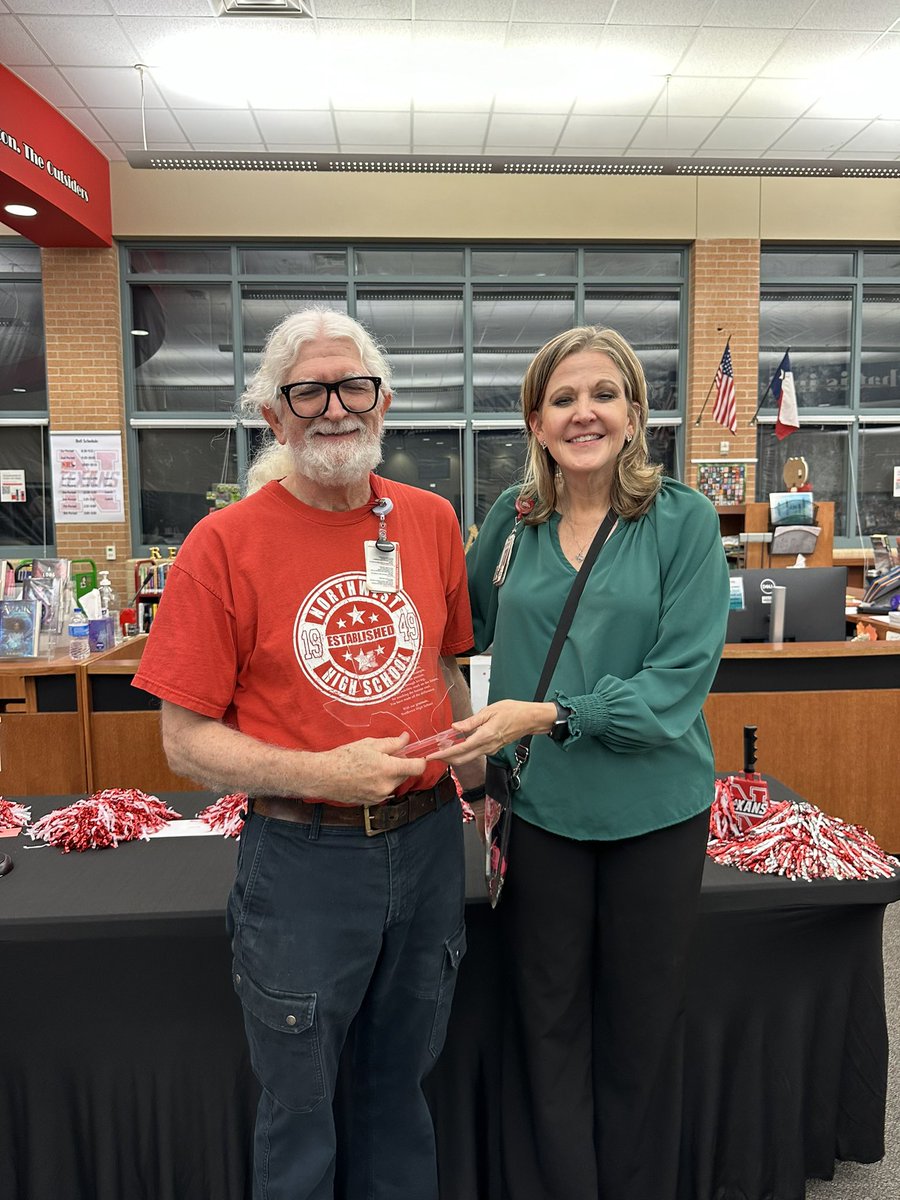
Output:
[547,700,573,743]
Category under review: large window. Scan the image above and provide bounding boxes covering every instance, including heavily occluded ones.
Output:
[0,243,53,554]
[758,248,900,538]
[123,244,688,551]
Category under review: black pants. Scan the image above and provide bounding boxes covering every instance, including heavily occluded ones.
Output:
[498,808,710,1200]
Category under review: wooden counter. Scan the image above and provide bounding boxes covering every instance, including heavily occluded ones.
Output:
[0,648,91,793]
[706,638,900,852]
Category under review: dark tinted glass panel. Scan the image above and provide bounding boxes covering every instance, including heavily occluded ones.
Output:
[860,291,900,410]
[0,425,54,547]
[584,291,679,410]
[379,428,462,519]
[647,425,677,477]
[137,427,238,545]
[863,252,900,277]
[356,290,463,414]
[858,425,900,536]
[473,290,575,412]
[758,292,852,409]
[471,250,576,277]
[128,248,231,275]
[0,280,46,412]
[241,288,347,382]
[0,245,40,272]
[355,249,464,277]
[131,283,234,413]
[584,250,681,278]
[474,429,527,527]
[756,424,848,533]
[760,252,854,280]
[239,248,347,276]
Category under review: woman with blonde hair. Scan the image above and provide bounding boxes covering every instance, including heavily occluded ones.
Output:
[439,325,730,1200]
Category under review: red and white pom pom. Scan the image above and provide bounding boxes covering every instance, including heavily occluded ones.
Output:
[708,799,899,882]
[450,770,475,823]
[196,793,248,838]
[0,796,31,831]
[28,788,181,853]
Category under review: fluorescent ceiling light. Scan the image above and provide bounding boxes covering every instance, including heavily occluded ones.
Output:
[4,203,37,217]
[131,329,150,336]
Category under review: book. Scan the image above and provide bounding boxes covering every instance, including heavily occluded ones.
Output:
[0,598,42,658]
[24,575,63,634]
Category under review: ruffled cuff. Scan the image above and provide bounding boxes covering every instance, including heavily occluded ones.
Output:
[555,689,611,746]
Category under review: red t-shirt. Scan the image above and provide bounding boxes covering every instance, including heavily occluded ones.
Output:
[133,477,473,795]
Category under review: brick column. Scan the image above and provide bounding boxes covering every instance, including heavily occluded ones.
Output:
[40,245,132,599]
[685,239,760,498]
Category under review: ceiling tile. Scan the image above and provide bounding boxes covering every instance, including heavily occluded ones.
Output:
[673,27,788,77]
[11,64,81,106]
[109,0,213,13]
[266,143,340,152]
[805,89,885,120]
[187,142,269,152]
[172,108,265,141]
[485,113,567,148]
[704,0,810,26]
[837,149,900,159]
[59,66,165,108]
[0,15,49,63]
[759,29,878,75]
[700,116,797,149]
[649,76,749,117]
[505,22,604,49]
[482,145,557,156]
[94,141,127,161]
[9,0,108,12]
[411,145,486,155]
[557,115,645,147]
[769,116,870,151]
[727,77,821,118]
[317,16,411,43]
[797,0,900,31]
[692,148,769,157]
[571,78,665,116]
[839,120,900,151]
[334,111,411,143]
[515,0,612,19]
[761,148,833,157]
[413,112,489,145]
[253,110,335,142]
[58,106,120,143]
[91,106,190,143]
[414,0,513,19]
[597,24,697,73]
[610,0,710,22]
[338,144,417,154]
[18,15,140,66]
[629,114,722,148]
[315,0,411,15]
[152,76,248,111]
[412,19,506,44]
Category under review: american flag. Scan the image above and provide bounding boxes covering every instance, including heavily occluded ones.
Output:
[712,342,736,434]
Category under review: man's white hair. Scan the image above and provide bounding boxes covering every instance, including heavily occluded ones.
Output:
[242,307,393,493]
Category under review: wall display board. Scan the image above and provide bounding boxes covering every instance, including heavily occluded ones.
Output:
[49,432,125,524]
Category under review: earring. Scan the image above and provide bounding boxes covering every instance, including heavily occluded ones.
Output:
[625,434,633,444]
[539,441,547,450]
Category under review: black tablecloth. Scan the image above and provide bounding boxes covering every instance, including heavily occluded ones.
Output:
[1,787,898,1200]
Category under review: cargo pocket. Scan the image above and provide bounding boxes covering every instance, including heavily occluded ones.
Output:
[428,923,467,1058]
[233,961,325,1113]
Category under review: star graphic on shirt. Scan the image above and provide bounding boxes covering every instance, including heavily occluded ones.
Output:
[353,649,378,671]
[343,651,355,665]
[337,618,347,629]
[374,645,385,657]
[348,605,365,625]
[368,611,380,623]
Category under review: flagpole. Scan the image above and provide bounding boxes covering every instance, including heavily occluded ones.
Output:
[750,346,790,426]
[694,335,731,426]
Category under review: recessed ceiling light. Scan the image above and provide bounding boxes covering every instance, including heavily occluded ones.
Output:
[131,329,150,336]
[4,204,37,217]
[13,387,26,393]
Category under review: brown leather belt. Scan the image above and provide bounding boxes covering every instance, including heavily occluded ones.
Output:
[252,771,457,837]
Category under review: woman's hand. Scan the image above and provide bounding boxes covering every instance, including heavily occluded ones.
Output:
[428,700,557,766]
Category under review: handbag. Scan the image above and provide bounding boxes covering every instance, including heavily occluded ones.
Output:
[484,507,618,907]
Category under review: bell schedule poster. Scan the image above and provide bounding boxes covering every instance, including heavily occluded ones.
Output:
[50,432,125,524]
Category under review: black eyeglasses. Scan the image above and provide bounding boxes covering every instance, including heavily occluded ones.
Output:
[278,376,382,419]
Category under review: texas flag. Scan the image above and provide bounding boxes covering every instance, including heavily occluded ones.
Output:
[771,352,799,440]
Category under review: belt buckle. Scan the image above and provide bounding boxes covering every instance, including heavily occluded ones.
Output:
[363,804,385,837]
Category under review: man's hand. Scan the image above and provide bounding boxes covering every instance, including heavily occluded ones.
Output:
[312,733,427,806]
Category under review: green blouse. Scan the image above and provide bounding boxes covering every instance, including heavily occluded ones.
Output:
[467,479,730,841]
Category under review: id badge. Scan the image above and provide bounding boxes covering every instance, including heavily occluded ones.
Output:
[364,540,401,593]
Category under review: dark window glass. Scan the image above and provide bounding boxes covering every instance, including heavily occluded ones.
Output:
[241,288,347,383]
[137,427,238,545]
[760,252,854,280]
[471,249,576,277]
[356,290,463,414]
[239,248,347,276]
[128,247,231,275]
[863,252,900,277]
[473,290,576,413]
[647,425,677,476]
[355,249,464,277]
[584,291,679,411]
[0,425,54,548]
[0,245,41,272]
[584,250,681,278]
[0,280,46,412]
[379,428,462,520]
[860,291,900,410]
[131,283,234,413]
[474,428,527,527]
[756,424,849,533]
[759,291,852,409]
[858,424,900,536]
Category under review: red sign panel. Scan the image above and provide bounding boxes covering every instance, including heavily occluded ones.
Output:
[0,65,111,247]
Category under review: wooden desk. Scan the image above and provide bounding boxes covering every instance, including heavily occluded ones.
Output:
[706,639,900,852]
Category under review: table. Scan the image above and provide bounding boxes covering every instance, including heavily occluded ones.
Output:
[1,786,897,1200]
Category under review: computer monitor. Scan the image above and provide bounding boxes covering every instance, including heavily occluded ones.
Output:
[726,566,848,643]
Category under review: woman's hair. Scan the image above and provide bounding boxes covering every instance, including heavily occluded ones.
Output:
[519,325,662,523]
[242,307,393,494]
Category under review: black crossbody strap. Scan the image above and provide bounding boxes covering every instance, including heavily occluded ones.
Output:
[512,507,618,772]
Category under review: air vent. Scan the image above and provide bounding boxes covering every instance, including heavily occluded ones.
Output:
[210,0,311,15]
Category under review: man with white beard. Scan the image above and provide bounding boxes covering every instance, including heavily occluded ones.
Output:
[133,309,483,1200]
